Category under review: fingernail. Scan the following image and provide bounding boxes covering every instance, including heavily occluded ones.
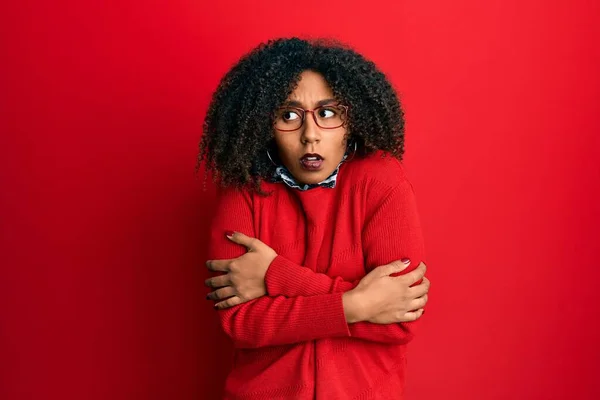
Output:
[213,304,219,310]
[225,230,235,238]
[205,294,210,300]
[401,258,411,264]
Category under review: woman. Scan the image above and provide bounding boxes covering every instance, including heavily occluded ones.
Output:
[198,38,430,400]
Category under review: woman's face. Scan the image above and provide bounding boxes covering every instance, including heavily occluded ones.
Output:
[272,70,348,185]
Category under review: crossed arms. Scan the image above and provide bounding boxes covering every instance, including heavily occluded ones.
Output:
[204,181,429,348]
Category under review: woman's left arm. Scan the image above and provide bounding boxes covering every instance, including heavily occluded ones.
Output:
[347,175,427,343]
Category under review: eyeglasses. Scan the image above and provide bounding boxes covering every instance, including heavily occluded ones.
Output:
[273,104,349,132]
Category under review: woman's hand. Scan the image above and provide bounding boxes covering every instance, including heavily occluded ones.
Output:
[343,261,430,324]
[205,232,277,309]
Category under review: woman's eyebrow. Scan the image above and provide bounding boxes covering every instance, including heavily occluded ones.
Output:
[282,98,338,108]
[316,98,337,106]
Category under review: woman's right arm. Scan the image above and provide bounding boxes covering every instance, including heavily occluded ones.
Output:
[208,186,354,348]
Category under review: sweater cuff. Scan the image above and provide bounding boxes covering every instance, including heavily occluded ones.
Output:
[265,255,304,297]
[313,292,351,338]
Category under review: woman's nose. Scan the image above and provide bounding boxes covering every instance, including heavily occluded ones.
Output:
[301,113,321,144]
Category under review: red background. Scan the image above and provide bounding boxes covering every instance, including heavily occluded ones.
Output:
[2,1,599,399]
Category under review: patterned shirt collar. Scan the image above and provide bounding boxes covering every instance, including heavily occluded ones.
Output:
[271,152,349,191]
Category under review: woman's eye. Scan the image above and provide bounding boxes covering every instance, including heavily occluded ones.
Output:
[282,110,300,121]
[318,108,337,118]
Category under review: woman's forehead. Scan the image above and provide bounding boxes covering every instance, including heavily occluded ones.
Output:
[287,71,334,106]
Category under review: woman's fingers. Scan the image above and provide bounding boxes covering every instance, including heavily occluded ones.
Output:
[408,294,428,310]
[206,286,236,301]
[398,308,424,322]
[367,262,404,280]
[206,259,232,272]
[402,262,426,285]
[226,231,260,251]
[204,273,231,288]
[408,275,430,298]
[215,295,243,310]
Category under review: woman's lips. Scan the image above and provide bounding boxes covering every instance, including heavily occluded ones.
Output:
[300,159,324,170]
[300,154,324,171]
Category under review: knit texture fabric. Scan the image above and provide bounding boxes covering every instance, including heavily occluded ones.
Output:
[207,151,426,400]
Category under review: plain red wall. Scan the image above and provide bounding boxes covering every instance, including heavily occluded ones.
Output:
[2,1,599,399]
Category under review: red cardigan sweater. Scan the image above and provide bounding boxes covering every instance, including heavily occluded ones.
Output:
[207,151,426,400]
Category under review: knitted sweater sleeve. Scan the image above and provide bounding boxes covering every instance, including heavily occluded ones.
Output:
[207,186,351,349]
[264,174,426,345]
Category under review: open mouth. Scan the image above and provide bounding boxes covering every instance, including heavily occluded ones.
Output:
[300,153,324,171]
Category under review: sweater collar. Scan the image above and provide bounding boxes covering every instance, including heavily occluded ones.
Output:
[271,151,349,191]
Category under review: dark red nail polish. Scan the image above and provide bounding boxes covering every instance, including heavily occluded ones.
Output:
[225,231,235,238]
[401,258,410,264]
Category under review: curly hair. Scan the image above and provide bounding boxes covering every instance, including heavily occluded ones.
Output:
[197,37,405,192]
